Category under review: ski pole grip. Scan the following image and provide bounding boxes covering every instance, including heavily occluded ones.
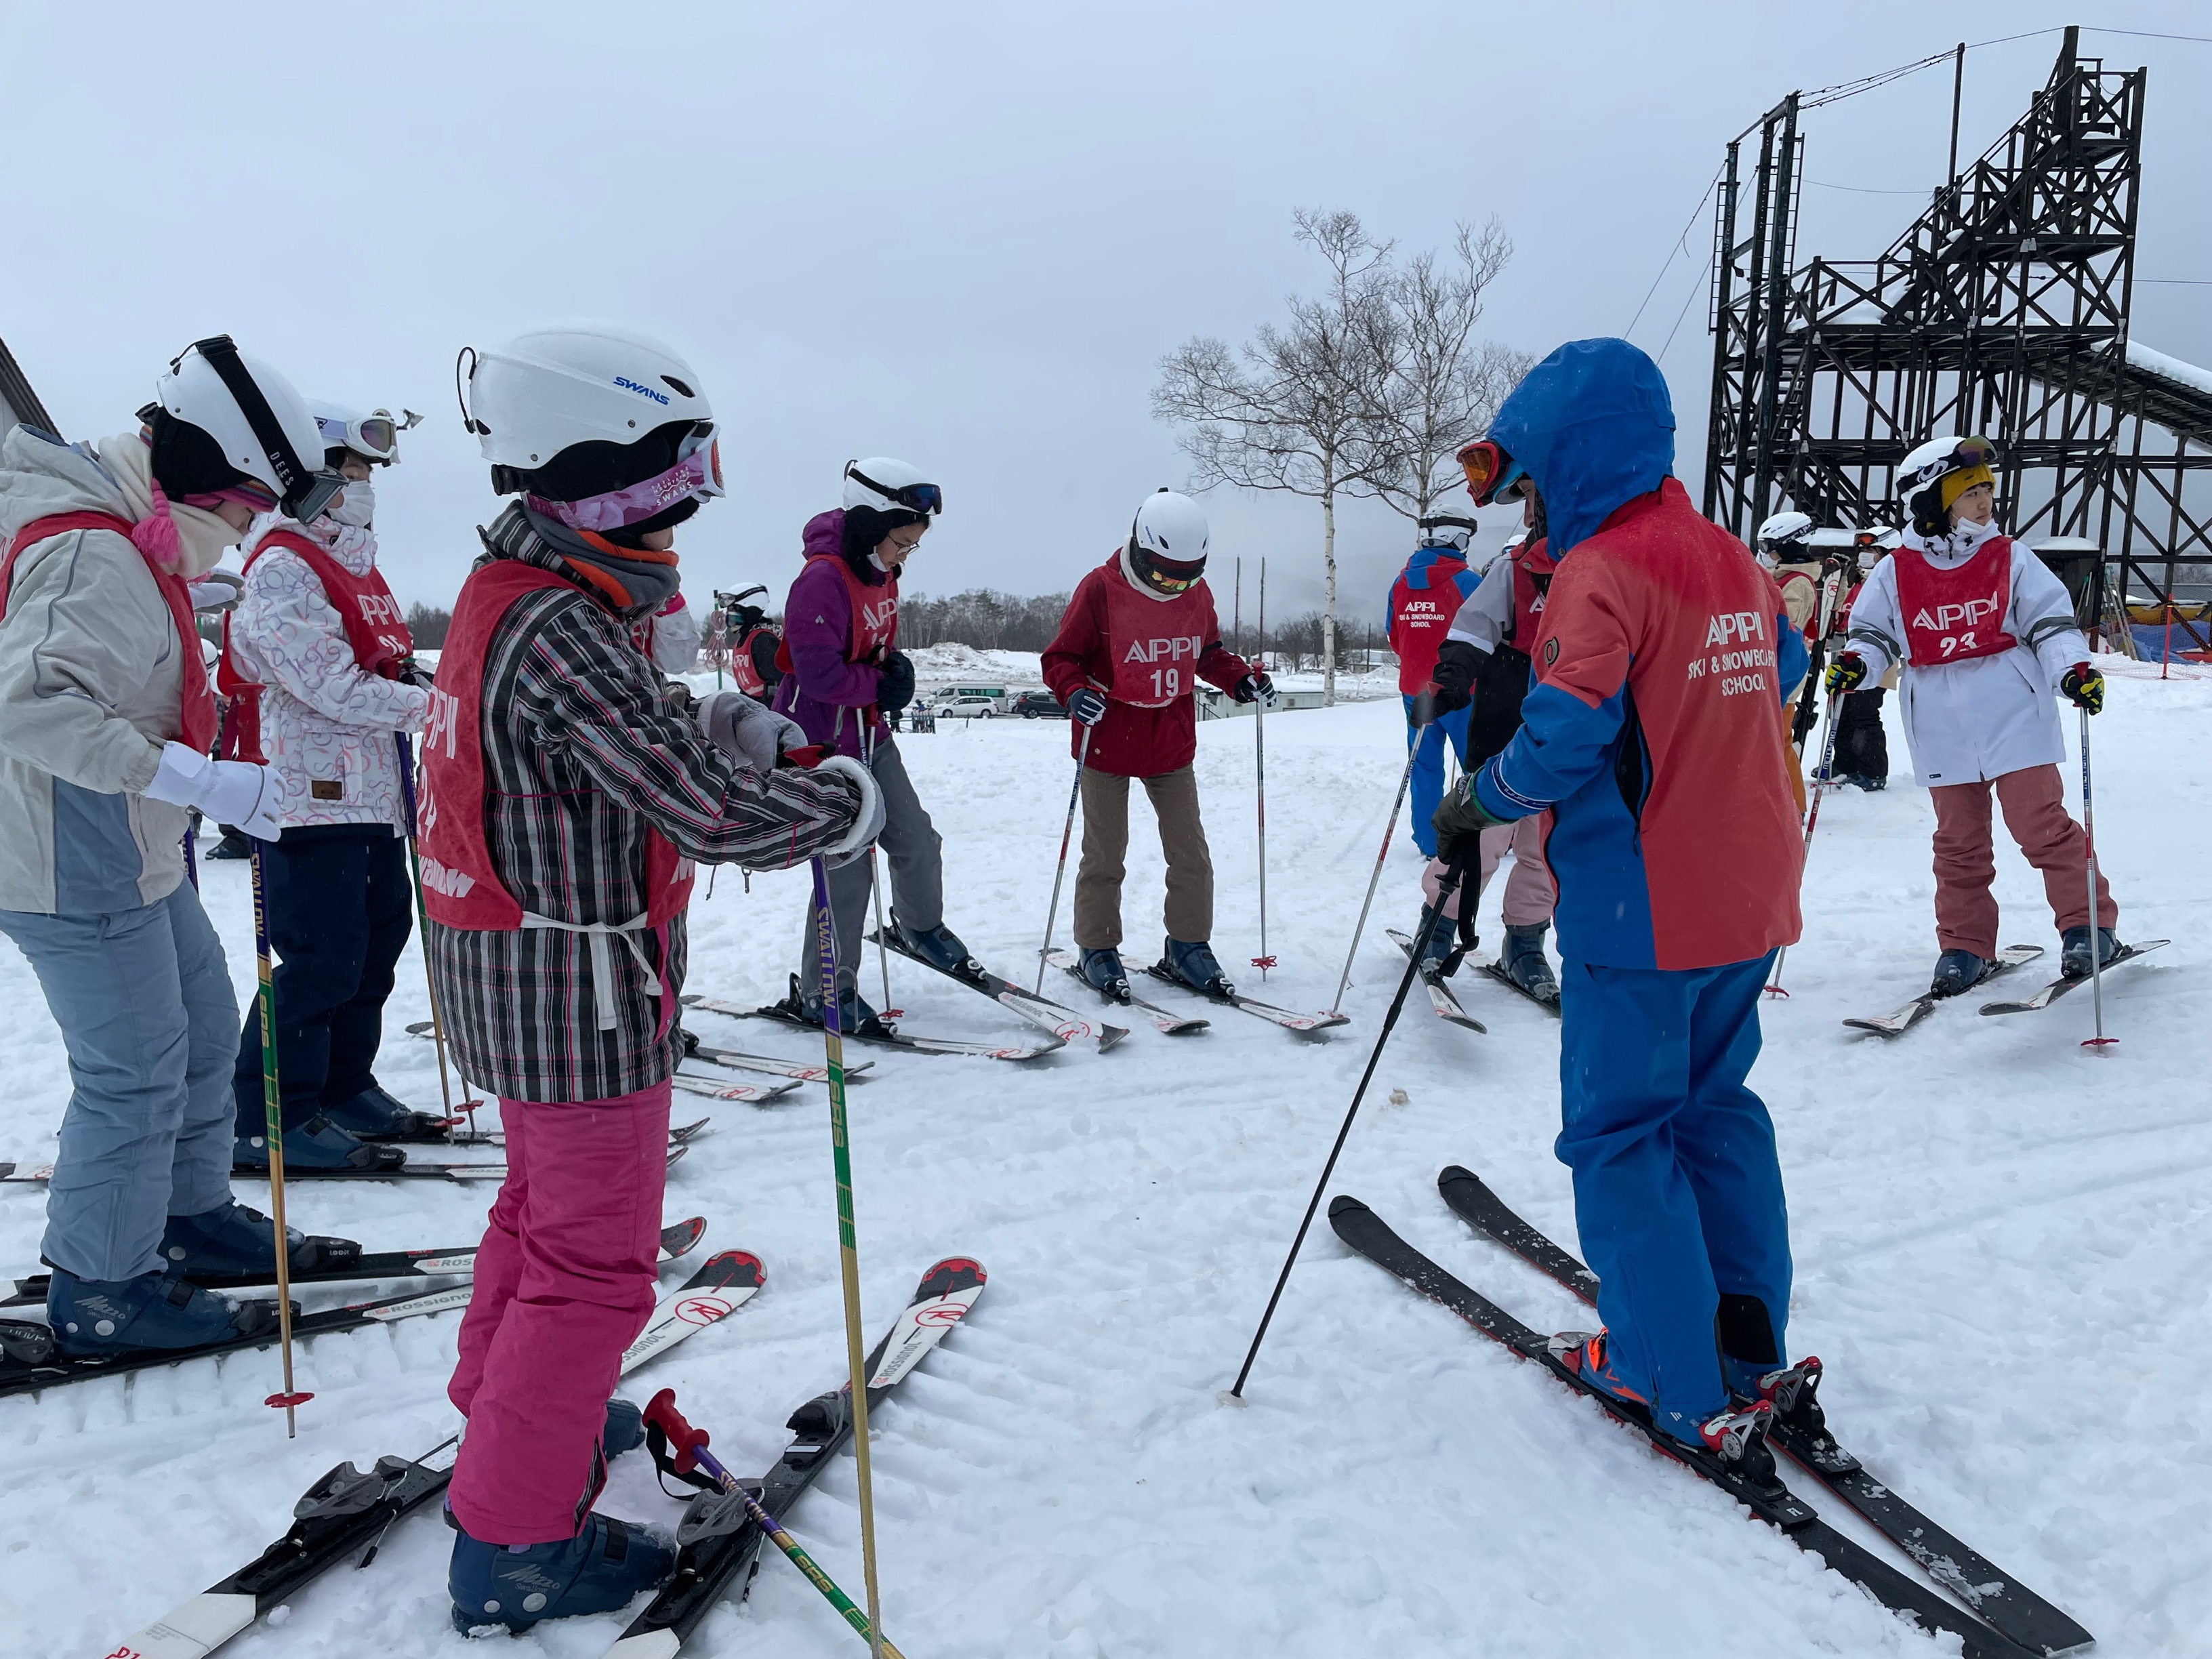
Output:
[644,1388,711,1474]
[781,743,830,770]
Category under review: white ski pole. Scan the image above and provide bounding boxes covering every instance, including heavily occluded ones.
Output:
[1332,721,1424,1015]
[2078,705,2114,1052]
[862,722,893,1015]
[1035,722,1096,994]
[1252,560,1273,977]
[1765,687,1845,999]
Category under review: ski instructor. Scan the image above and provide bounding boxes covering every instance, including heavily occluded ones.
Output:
[0,338,358,1357]
[1430,338,1815,1481]
[428,327,879,1633]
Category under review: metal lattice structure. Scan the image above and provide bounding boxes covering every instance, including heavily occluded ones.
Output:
[1703,27,2212,649]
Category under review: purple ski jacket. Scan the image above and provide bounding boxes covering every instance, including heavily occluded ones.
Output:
[771,510,893,760]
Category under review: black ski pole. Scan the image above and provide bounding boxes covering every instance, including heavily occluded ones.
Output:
[1229,851,1471,1399]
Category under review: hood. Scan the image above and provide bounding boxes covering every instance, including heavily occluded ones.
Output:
[95,433,243,579]
[1488,337,1676,557]
[802,508,845,562]
[1401,546,1465,590]
[0,425,128,548]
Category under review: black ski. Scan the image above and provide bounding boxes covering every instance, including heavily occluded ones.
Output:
[1980,939,2168,1016]
[1434,1166,2093,1657]
[866,926,1130,1049]
[5,1216,708,1307]
[1328,1194,2037,1659]
[98,1248,764,1657]
[607,1256,986,1656]
[1843,945,2044,1037]
[1475,956,1562,1014]
[685,989,1065,1062]
[1139,964,1349,1038]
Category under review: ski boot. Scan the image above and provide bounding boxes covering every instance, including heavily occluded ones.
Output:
[205,825,253,861]
[893,912,983,981]
[2061,925,2125,981]
[1927,948,1991,999]
[1545,1329,1649,1406]
[1500,923,1561,1003]
[1414,907,1460,979]
[789,975,893,1040]
[602,1397,646,1459]
[1847,773,1887,792]
[235,1113,408,1174]
[1160,937,1233,998]
[159,1198,359,1278]
[1079,946,1131,1000]
[323,1084,453,1144]
[47,1267,287,1358]
[449,1511,675,1635]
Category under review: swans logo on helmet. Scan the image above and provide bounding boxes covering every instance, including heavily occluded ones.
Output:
[614,376,672,405]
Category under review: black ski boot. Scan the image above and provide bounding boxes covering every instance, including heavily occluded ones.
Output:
[2061,925,2124,980]
[787,974,893,1040]
[1928,948,1990,999]
[893,912,983,981]
[1079,946,1131,1001]
[1414,907,1460,979]
[1160,937,1233,998]
[1500,924,1560,1003]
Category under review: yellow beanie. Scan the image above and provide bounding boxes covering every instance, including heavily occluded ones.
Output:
[1941,464,1994,510]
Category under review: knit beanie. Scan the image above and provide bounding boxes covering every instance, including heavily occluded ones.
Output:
[1940,464,1994,511]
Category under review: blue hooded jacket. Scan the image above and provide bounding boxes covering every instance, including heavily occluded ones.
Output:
[1489,338,1676,558]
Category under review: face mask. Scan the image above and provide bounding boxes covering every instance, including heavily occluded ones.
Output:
[327,477,375,529]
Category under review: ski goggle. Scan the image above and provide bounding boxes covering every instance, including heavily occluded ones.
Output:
[1457,439,1528,506]
[185,334,346,525]
[526,428,724,533]
[845,462,943,517]
[316,408,419,465]
[1902,435,2001,492]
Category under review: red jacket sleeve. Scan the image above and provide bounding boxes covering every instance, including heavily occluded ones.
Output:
[1042,577,1109,703]
[1197,641,1249,693]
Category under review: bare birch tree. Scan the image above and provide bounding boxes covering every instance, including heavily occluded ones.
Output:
[1365,220,1528,528]
[1151,209,1396,705]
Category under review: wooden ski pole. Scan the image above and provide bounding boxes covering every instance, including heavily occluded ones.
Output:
[808,855,889,1659]
[248,839,311,1435]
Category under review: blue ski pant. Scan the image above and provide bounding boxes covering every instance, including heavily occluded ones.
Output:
[1556,952,1791,1438]
[230,827,413,1136]
[1404,694,1472,858]
[0,882,239,1282]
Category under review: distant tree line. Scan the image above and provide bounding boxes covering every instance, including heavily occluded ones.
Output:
[407,602,452,648]
[897,589,1072,653]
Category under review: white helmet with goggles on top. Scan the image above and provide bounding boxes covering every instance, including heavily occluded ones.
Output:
[1897,434,1999,536]
[842,457,943,520]
[1124,488,1210,598]
[313,401,421,468]
[148,336,338,523]
[459,326,723,539]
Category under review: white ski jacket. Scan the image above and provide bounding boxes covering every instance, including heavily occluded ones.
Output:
[1843,520,2089,787]
[223,515,430,831]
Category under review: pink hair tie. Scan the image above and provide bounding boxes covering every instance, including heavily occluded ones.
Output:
[131,475,186,570]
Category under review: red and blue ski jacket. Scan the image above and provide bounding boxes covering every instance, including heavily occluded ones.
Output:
[1472,340,1807,971]
[1386,547,1479,693]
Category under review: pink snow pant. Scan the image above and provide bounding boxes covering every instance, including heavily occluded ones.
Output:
[1422,813,1556,925]
[1929,763,2114,958]
[447,1080,671,1544]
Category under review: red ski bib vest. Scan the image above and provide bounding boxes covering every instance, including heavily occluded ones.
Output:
[3,511,216,754]
[1103,571,1213,708]
[727,625,771,696]
[418,560,693,1029]
[216,529,413,763]
[1387,552,1469,693]
[1506,537,1559,650]
[1894,536,2018,665]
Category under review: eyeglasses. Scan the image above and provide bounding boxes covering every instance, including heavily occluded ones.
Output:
[846,462,943,517]
[1456,439,1528,507]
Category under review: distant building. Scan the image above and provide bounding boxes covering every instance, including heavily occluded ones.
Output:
[0,334,56,440]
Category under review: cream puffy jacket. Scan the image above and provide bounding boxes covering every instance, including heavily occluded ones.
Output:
[0,427,240,914]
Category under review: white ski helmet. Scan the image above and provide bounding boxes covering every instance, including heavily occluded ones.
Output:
[1757,509,1814,552]
[1418,514,1477,552]
[459,326,715,473]
[1126,488,1210,595]
[151,337,337,523]
[1896,434,1999,534]
[842,457,943,518]
[312,400,419,467]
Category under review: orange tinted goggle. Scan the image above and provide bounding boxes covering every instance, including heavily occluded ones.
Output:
[1457,440,1528,507]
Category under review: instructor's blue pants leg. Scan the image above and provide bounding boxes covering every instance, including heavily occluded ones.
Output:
[0,884,240,1282]
[1404,695,1471,858]
[1555,952,1790,1441]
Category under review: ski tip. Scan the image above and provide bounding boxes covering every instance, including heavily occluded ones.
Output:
[1097,1025,1132,1051]
[405,1019,434,1036]
[697,1248,765,1291]
[678,992,703,1006]
[917,1256,987,1297]
[1327,1193,1370,1223]
[664,1143,689,1170]
[659,1216,708,1260]
[1437,1164,1481,1193]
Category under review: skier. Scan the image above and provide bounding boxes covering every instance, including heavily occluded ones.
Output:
[1431,338,1814,1478]
[768,457,976,1033]
[1825,535,1896,791]
[1385,515,1481,853]
[0,337,359,1355]
[1422,444,1561,1002]
[1040,489,1271,998]
[430,327,880,1631]
[1824,435,2119,993]
[1754,510,1824,703]
[219,402,439,1176]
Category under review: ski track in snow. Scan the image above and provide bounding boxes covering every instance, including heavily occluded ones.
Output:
[1,663,2205,1657]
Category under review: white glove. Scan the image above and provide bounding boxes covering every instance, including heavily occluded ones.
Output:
[813,755,885,867]
[188,570,245,613]
[142,741,282,841]
[651,600,703,674]
[697,691,806,774]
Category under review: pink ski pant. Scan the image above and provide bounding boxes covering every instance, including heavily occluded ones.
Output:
[1929,763,2114,958]
[1422,813,1555,927]
[447,1080,671,1544]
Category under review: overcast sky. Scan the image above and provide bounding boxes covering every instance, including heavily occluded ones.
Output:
[3,3,2205,623]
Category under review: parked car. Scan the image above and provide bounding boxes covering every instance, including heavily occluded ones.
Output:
[1012,690,1067,719]
[932,694,1000,719]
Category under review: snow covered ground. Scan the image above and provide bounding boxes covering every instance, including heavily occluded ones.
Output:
[2,659,2206,1658]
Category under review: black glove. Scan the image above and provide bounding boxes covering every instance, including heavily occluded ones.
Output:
[1068,687,1108,727]
[2061,661,2104,714]
[1231,670,1278,708]
[1824,651,1868,696]
[875,651,916,715]
[1431,775,1504,866]
[1430,639,1481,715]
